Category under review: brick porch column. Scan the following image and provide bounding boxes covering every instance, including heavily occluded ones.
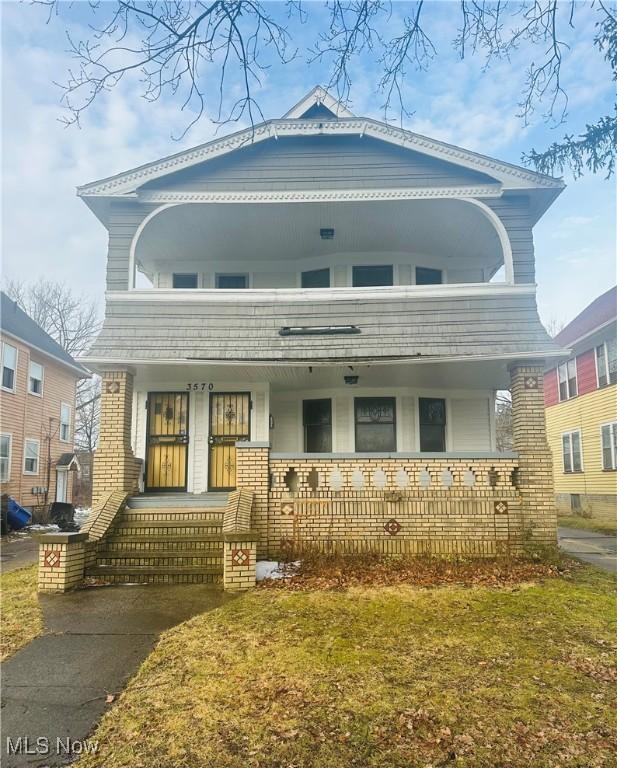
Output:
[509,362,557,547]
[235,442,270,559]
[92,370,141,506]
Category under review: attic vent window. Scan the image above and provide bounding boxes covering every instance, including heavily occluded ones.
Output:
[320,228,335,240]
[279,325,360,337]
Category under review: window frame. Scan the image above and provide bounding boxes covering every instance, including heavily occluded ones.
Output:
[595,340,617,388]
[60,402,72,444]
[301,268,331,289]
[415,266,443,285]
[172,273,198,289]
[600,422,617,471]
[0,432,12,482]
[28,360,44,396]
[418,397,447,453]
[561,429,583,473]
[558,358,578,401]
[354,396,397,453]
[215,273,249,289]
[351,265,394,288]
[302,398,333,453]
[23,438,40,475]
[1,342,18,393]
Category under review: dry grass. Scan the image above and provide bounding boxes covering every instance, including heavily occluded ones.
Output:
[79,564,617,768]
[558,514,617,536]
[0,565,42,660]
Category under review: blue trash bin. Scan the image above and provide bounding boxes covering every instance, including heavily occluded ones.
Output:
[7,497,32,530]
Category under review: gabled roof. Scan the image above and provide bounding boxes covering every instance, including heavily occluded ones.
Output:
[77,86,564,223]
[0,292,89,377]
[555,286,617,347]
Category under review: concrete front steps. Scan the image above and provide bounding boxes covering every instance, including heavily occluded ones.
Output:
[85,493,228,584]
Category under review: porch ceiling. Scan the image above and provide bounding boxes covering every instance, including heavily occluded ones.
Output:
[135,199,502,271]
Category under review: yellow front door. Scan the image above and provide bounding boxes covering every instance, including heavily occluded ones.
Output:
[208,393,251,490]
[145,392,189,491]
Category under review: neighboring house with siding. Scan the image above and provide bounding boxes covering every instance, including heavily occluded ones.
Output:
[0,292,89,515]
[77,87,569,583]
[544,286,617,521]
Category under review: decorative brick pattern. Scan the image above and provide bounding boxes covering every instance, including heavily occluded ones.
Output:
[38,533,87,592]
[43,550,61,568]
[92,371,142,507]
[384,519,402,535]
[223,538,257,590]
[231,548,250,567]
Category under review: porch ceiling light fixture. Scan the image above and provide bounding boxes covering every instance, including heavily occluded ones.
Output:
[344,375,359,385]
[279,325,360,336]
[319,228,335,239]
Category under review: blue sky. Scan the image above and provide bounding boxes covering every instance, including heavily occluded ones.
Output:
[1,1,615,329]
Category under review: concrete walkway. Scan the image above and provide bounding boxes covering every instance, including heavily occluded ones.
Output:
[558,526,617,573]
[1,584,235,767]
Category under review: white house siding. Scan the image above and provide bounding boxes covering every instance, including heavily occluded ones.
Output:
[450,398,493,451]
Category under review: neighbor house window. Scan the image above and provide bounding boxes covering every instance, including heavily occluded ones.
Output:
[562,430,583,473]
[172,273,198,289]
[601,422,617,470]
[415,267,443,285]
[216,274,248,289]
[28,361,44,395]
[352,265,393,287]
[558,359,578,401]
[24,439,39,474]
[0,433,11,482]
[354,397,396,452]
[419,398,447,452]
[596,339,617,388]
[301,268,330,288]
[303,399,332,452]
[60,403,72,443]
[1,342,17,392]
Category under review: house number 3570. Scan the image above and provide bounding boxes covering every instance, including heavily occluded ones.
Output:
[186,383,214,391]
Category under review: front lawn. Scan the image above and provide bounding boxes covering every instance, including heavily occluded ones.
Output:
[558,514,617,536]
[0,565,43,660]
[79,561,617,768]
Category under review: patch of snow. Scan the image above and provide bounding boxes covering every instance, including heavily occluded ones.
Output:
[74,507,92,526]
[256,560,300,581]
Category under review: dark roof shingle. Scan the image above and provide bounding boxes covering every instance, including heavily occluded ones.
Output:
[555,286,617,346]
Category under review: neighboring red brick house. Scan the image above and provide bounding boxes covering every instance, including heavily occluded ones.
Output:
[0,292,89,515]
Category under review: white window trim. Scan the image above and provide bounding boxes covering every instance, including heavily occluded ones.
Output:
[1,342,18,394]
[23,438,40,476]
[600,421,617,471]
[562,429,584,473]
[0,432,12,482]
[595,341,615,389]
[60,402,72,444]
[28,360,44,397]
[558,359,578,402]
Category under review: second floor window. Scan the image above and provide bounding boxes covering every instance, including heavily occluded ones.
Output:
[1,342,17,391]
[596,338,617,387]
[172,273,198,289]
[352,265,393,287]
[0,433,11,482]
[558,359,577,401]
[60,404,72,443]
[601,423,617,470]
[24,439,39,474]
[562,430,583,473]
[415,266,443,285]
[216,274,247,289]
[301,268,330,288]
[28,361,44,395]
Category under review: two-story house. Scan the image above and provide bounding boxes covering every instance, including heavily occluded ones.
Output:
[544,286,617,521]
[78,87,567,583]
[0,292,89,516]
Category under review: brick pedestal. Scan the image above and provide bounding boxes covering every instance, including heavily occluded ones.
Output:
[223,534,257,590]
[37,532,87,592]
[235,442,270,559]
[92,370,141,506]
[509,363,557,547]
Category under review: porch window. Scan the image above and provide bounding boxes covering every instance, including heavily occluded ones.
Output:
[419,398,446,452]
[28,361,44,395]
[0,433,11,482]
[354,397,396,452]
[60,403,72,443]
[216,274,248,289]
[601,422,617,470]
[301,268,330,288]
[558,359,578,401]
[562,430,583,473]
[596,339,617,387]
[352,265,393,287]
[24,439,39,475]
[172,273,198,289]
[415,266,443,285]
[303,399,332,452]
[1,342,17,392]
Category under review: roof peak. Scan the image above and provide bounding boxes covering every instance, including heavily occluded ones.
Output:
[283,86,355,119]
